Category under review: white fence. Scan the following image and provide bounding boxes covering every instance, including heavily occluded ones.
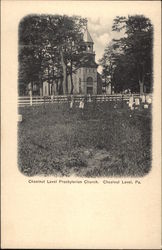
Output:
[18,94,142,107]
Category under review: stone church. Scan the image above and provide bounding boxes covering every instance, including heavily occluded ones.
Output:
[42,27,102,96]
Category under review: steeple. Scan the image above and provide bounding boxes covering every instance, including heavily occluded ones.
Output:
[80,22,97,67]
[82,25,94,54]
[83,28,93,43]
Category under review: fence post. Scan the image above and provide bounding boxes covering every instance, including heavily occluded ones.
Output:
[121,94,124,108]
[29,90,32,106]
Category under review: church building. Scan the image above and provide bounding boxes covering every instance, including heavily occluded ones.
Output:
[67,27,101,95]
[42,27,102,96]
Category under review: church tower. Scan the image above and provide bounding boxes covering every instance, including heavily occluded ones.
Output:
[71,26,98,95]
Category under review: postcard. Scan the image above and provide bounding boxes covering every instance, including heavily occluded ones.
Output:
[1,1,161,249]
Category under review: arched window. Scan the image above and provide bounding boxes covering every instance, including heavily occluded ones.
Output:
[87,77,93,94]
[87,77,93,86]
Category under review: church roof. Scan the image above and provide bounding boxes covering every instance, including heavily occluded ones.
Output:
[83,28,93,43]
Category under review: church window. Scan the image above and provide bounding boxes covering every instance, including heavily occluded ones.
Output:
[87,77,93,94]
[87,77,93,86]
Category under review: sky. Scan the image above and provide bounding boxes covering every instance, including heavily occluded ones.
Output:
[12,0,156,73]
[87,16,123,73]
[39,0,155,74]
[88,16,114,63]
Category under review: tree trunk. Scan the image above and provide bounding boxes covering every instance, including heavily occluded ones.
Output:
[66,65,68,94]
[60,47,67,95]
[70,61,74,94]
[52,68,55,95]
[138,63,145,95]
[47,66,50,84]
[70,74,74,94]
[139,80,144,95]
[59,78,63,95]
[55,79,59,95]
[39,78,43,96]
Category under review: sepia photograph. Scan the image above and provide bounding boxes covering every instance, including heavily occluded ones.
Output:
[1,1,161,249]
[18,13,153,177]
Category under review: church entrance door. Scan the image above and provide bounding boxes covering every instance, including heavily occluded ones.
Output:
[87,77,93,94]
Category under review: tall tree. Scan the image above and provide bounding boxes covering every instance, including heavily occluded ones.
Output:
[100,15,153,93]
[99,41,119,92]
[18,14,87,95]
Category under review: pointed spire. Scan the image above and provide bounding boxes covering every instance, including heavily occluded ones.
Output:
[83,27,93,43]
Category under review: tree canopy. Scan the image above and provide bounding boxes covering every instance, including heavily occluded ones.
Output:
[18,14,87,95]
[99,15,153,93]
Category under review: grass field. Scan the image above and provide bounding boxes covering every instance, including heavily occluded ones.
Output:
[18,101,152,177]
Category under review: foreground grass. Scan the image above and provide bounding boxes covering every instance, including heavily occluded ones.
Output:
[18,101,152,177]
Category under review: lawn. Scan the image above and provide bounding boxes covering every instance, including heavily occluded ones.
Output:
[18,101,152,177]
